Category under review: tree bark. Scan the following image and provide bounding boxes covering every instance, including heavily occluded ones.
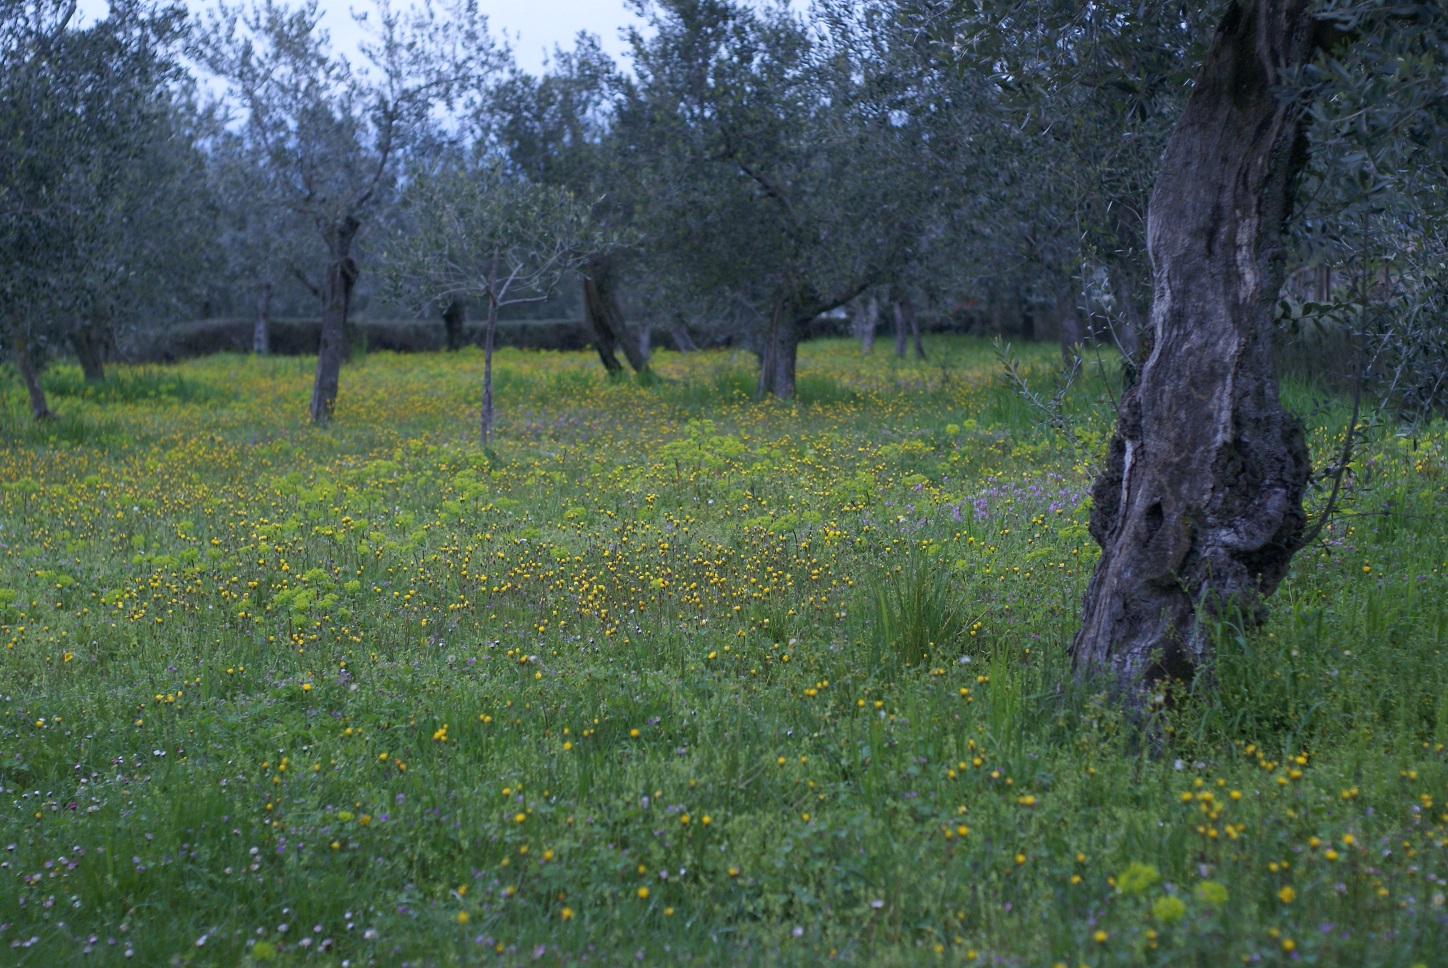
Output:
[441,298,465,352]
[671,323,697,352]
[907,295,925,361]
[581,272,623,375]
[10,311,52,420]
[756,304,802,398]
[254,282,272,355]
[1072,0,1318,698]
[70,311,111,383]
[309,217,360,424]
[638,320,652,367]
[583,258,648,375]
[893,299,908,358]
[856,296,878,353]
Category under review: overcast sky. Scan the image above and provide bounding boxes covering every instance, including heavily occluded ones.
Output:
[74,0,652,76]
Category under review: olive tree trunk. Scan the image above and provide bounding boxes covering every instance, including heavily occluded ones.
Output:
[9,311,52,420]
[855,296,878,353]
[671,322,697,352]
[309,217,360,424]
[583,258,648,375]
[1072,0,1319,696]
[70,311,111,383]
[757,303,803,398]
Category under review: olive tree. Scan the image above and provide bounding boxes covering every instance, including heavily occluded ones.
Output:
[196,0,494,423]
[1071,0,1447,699]
[491,36,650,376]
[618,0,957,397]
[384,165,601,442]
[1,0,190,413]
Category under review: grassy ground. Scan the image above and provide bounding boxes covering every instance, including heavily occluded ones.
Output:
[1,338,1445,966]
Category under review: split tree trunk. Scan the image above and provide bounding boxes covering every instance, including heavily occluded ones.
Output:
[891,289,924,360]
[581,272,622,375]
[10,311,52,420]
[309,217,360,424]
[671,323,697,352]
[441,298,465,352]
[583,258,648,375]
[858,296,878,353]
[254,283,272,355]
[1072,0,1319,697]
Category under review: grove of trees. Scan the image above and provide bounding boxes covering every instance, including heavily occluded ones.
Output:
[3,0,1444,697]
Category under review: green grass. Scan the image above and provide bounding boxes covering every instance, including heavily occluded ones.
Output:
[0,338,1445,966]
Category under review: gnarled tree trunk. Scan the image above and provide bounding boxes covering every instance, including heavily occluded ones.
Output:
[70,311,112,383]
[583,257,647,375]
[10,311,52,420]
[855,296,879,353]
[891,288,924,360]
[671,320,697,352]
[309,217,360,424]
[1072,0,1319,698]
[757,301,807,399]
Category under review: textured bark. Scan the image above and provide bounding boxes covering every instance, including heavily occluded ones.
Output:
[254,283,272,355]
[637,321,652,366]
[890,289,924,360]
[583,258,648,375]
[1072,0,1318,697]
[10,312,52,420]
[907,296,925,360]
[309,217,360,424]
[70,312,112,383]
[441,298,465,352]
[892,299,908,358]
[756,304,803,398]
[856,296,879,353]
[581,274,623,374]
[671,324,697,352]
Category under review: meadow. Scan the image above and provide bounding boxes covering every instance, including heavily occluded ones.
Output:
[1,337,1445,966]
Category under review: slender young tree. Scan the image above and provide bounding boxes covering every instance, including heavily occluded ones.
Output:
[384,165,601,443]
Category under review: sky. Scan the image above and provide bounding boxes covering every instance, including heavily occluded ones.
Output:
[73,0,652,77]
